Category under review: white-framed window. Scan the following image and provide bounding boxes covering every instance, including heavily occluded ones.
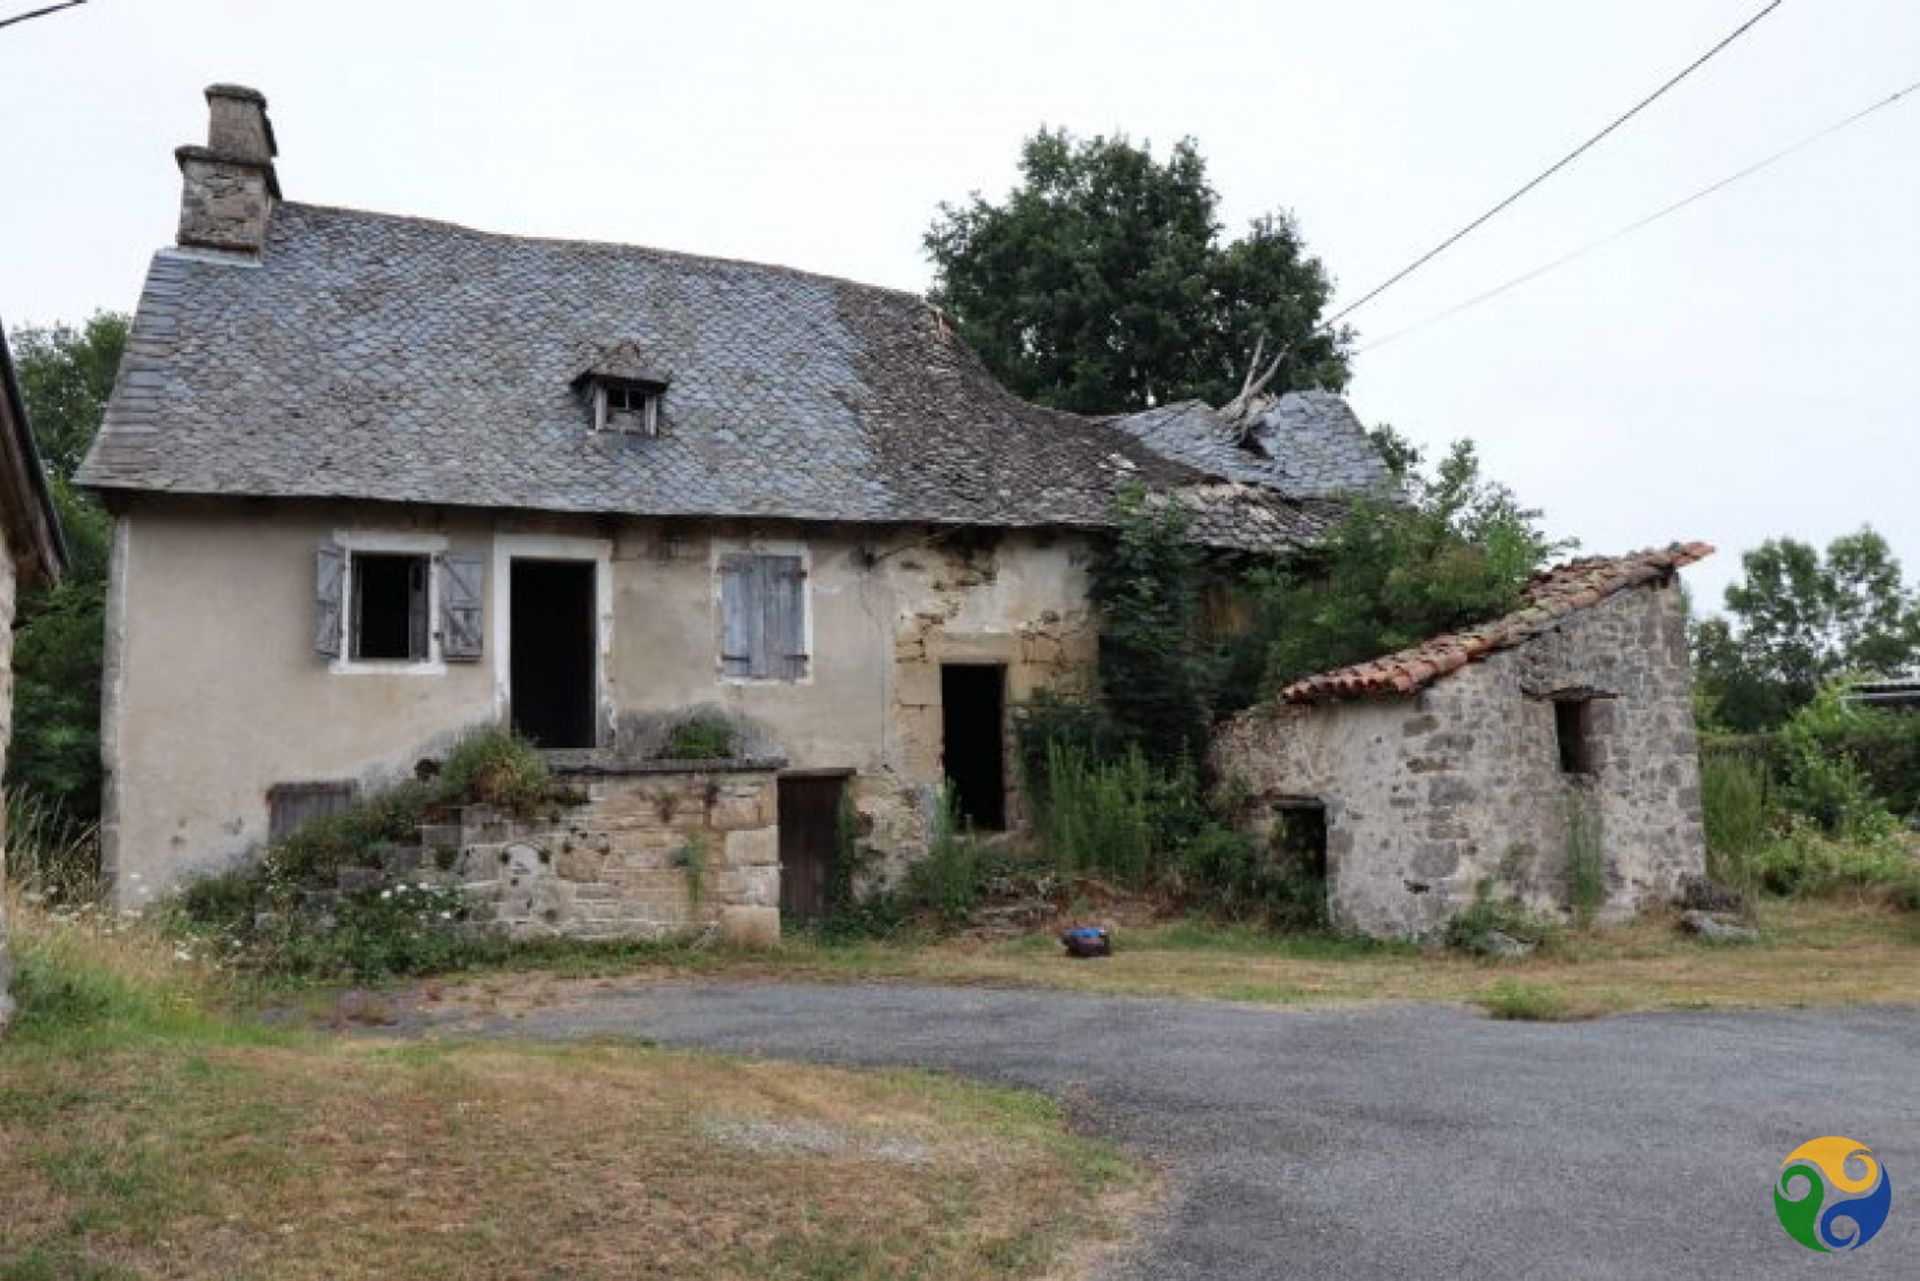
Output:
[314,531,483,673]
[715,543,810,682]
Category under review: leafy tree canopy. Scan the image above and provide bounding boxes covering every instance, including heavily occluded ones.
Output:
[1693,529,1920,732]
[1246,431,1572,692]
[926,129,1348,414]
[6,312,126,840]
[11,312,127,483]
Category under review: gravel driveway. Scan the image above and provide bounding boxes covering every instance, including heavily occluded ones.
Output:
[424,983,1919,1278]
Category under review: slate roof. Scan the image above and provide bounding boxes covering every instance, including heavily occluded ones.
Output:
[1281,543,1714,703]
[1107,391,1394,500]
[79,202,1383,553]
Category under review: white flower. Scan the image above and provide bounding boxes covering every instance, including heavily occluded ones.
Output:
[380,889,393,900]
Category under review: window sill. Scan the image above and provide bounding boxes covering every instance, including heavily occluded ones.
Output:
[329,658,448,677]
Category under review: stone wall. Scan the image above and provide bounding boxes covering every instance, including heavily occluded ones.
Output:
[322,763,786,944]
[1213,580,1705,937]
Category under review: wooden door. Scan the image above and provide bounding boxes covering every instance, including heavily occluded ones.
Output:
[778,774,845,922]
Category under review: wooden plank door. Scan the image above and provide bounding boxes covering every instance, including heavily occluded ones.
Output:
[778,774,844,922]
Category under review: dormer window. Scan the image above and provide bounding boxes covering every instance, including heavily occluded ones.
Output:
[596,382,661,436]
[574,340,671,437]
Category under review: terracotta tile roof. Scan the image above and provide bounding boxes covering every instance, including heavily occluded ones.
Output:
[1280,542,1714,704]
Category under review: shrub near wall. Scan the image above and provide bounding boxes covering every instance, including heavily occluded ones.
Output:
[1704,715,1920,820]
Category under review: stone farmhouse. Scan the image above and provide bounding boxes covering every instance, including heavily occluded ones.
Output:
[80,85,1396,937]
[0,319,73,1027]
[1214,545,1713,936]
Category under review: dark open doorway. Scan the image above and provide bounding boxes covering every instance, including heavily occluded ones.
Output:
[941,664,1006,830]
[509,559,596,748]
[1273,802,1328,882]
[778,773,846,922]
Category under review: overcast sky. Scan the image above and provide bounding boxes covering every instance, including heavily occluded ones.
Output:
[3,0,1916,611]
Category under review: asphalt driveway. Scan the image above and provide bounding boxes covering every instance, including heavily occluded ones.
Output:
[426,984,1920,1278]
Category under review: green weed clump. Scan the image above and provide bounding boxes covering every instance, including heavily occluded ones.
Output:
[1479,979,1574,1022]
[673,832,709,909]
[437,728,556,813]
[1035,744,1156,886]
[1564,796,1605,928]
[660,710,737,761]
[1750,823,1919,901]
[1699,751,1774,894]
[1443,880,1553,956]
[894,790,990,929]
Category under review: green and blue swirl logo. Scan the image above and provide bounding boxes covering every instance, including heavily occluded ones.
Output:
[1775,1136,1892,1253]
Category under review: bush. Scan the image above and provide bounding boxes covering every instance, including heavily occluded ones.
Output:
[266,780,438,887]
[241,882,496,979]
[1169,822,1327,929]
[1750,822,1919,900]
[437,729,555,813]
[660,711,736,761]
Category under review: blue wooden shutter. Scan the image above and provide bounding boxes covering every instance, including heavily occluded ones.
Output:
[719,554,753,678]
[765,555,806,680]
[315,543,345,658]
[440,553,485,661]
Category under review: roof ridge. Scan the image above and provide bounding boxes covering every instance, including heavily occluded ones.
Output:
[276,200,934,302]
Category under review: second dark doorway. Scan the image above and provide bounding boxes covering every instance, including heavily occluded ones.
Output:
[941,663,1006,831]
[510,559,596,749]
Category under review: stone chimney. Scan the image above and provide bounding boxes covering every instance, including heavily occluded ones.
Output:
[174,84,280,254]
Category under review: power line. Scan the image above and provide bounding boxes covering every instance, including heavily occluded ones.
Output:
[1357,74,1920,354]
[0,1,85,32]
[1323,0,1786,329]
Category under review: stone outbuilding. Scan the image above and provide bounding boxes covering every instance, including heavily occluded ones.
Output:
[1213,545,1713,938]
[0,319,73,1029]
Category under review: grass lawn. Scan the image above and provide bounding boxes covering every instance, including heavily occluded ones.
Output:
[426,898,1920,1024]
[0,905,1144,1280]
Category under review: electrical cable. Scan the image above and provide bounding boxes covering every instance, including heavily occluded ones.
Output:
[1358,74,1920,354]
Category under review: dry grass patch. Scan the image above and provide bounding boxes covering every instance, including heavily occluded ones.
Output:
[429,899,1920,1024]
[0,900,1142,1281]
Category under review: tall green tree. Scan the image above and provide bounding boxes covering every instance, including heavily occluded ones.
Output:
[926,130,1347,414]
[1693,529,1920,732]
[7,312,126,835]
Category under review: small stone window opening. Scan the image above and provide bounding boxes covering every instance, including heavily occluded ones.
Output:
[594,381,662,436]
[352,552,430,661]
[1555,698,1597,776]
